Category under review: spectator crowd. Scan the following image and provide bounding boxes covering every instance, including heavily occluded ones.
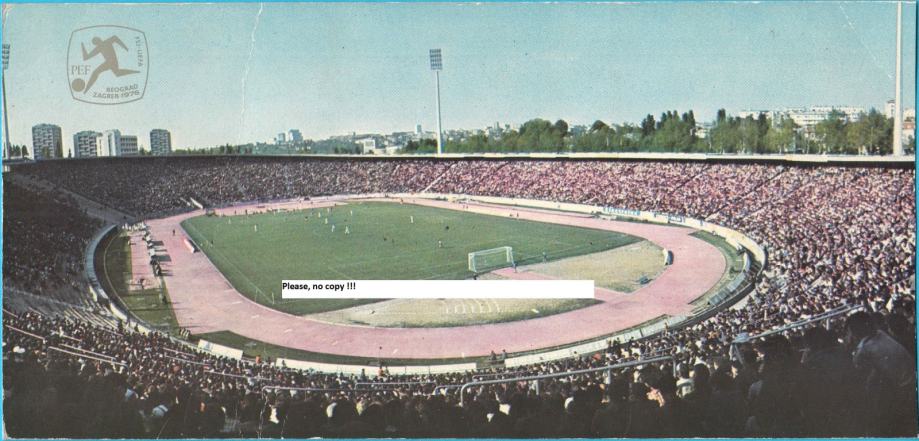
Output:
[18,158,451,217]
[3,177,101,298]
[4,157,917,437]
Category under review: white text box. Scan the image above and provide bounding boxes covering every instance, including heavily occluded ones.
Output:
[281,280,594,299]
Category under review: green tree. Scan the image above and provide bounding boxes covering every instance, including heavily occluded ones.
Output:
[640,114,656,137]
[846,109,892,155]
[711,116,741,153]
[410,139,437,154]
[450,134,489,153]
[737,116,763,153]
[574,121,614,152]
[553,119,569,137]
[815,110,849,154]
[590,120,609,133]
[515,119,564,152]
[765,117,797,153]
[653,111,694,152]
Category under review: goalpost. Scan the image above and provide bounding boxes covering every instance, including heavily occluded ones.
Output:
[468,246,515,273]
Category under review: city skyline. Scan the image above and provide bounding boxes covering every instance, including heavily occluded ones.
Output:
[19,98,917,157]
[2,2,916,155]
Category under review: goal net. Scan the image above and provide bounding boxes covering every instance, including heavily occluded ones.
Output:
[468,246,515,273]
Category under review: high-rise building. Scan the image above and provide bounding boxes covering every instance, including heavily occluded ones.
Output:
[885,99,896,119]
[288,129,303,144]
[150,129,172,156]
[783,106,865,137]
[31,124,63,160]
[120,135,139,156]
[99,130,138,156]
[357,137,378,154]
[738,106,866,137]
[276,133,286,144]
[73,131,103,158]
[101,130,121,157]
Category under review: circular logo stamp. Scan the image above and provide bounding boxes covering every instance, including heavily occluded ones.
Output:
[67,25,148,105]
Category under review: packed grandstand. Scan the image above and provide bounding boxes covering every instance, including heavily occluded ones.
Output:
[3,156,917,438]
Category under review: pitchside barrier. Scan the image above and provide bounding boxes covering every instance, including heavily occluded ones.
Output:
[729,303,864,363]
[204,193,390,213]
[731,303,863,346]
[354,381,437,390]
[364,151,916,165]
[262,386,355,395]
[48,346,128,369]
[274,357,477,376]
[198,339,244,359]
[84,224,115,306]
[458,356,674,402]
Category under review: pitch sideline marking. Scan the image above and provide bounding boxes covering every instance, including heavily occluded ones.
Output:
[183,221,275,306]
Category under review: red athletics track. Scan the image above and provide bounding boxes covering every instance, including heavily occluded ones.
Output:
[145,197,726,359]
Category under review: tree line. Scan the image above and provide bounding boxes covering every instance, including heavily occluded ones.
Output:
[6,144,29,158]
[436,108,909,155]
[27,108,906,159]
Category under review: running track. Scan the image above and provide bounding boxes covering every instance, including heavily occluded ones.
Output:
[146,197,725,359]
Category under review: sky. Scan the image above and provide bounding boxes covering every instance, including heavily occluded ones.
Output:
[1,1,916,154]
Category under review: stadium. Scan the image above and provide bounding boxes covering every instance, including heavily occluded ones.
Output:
[3,154,917,438]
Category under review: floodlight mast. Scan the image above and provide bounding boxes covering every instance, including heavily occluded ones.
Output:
[430,49,444,156]
[893,2,903,156]
[2,43,10,160]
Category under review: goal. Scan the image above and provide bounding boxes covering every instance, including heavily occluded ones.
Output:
[468,246,515,273]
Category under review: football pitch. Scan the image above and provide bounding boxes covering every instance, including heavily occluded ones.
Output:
[181,201,642,316]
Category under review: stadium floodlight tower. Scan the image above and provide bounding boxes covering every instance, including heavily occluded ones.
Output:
[429,48,444,155]
[2,43,10,160]
[892,2,904,156]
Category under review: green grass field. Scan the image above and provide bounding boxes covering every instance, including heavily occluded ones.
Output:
[181,201,641,316]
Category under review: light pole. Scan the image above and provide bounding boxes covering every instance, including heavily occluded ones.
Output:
[2,43,10,160]
[893,1,903,155]
[429,49,444,155]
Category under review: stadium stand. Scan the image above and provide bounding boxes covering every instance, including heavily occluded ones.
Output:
[3,177,104,310]
[3,157,916,437]
[14,158,450,217]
